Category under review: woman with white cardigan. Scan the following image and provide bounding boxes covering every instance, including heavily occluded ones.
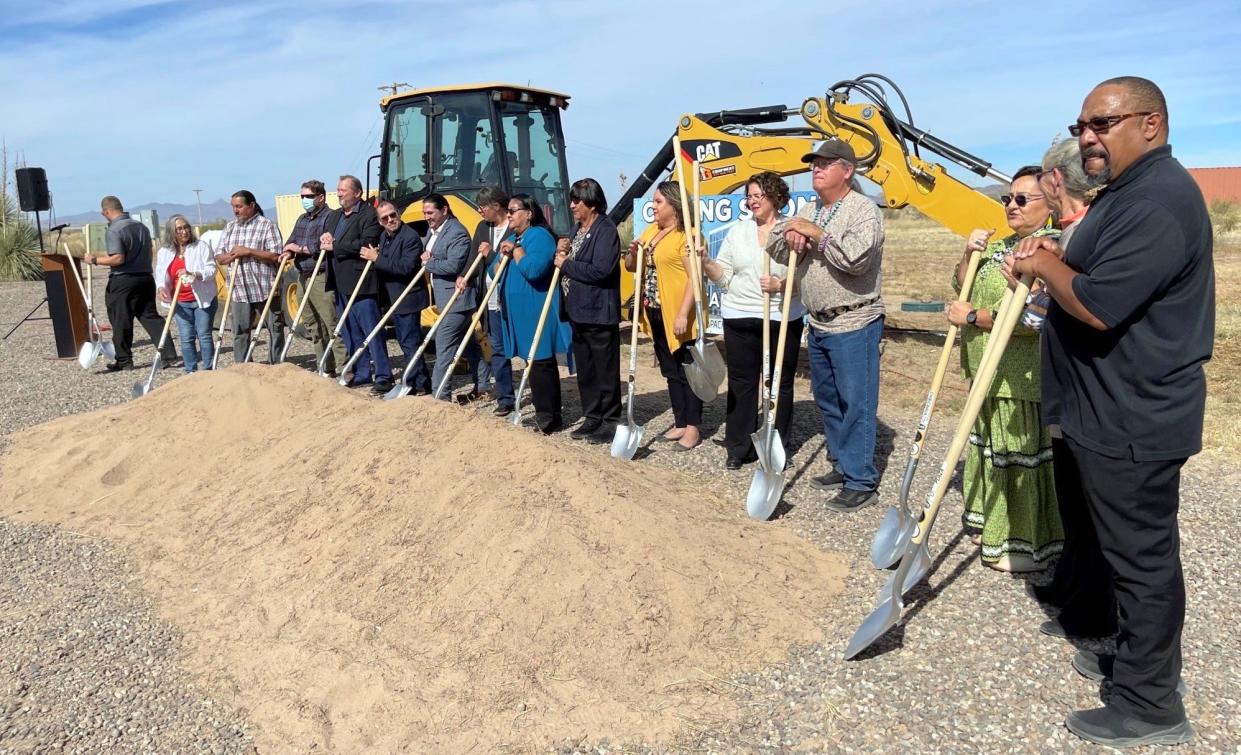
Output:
[703,173,805,470]
[155,214,218,372]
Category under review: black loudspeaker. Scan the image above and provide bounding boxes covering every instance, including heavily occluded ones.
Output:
[16,167,50,212]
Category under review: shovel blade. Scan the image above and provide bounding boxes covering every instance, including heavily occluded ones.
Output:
[78,342,99,370]
[131,381,151,398]
[509,407,523,426]
[383,382,411,401]
[750,427,784,477]
[844,591,904,660]
[685,360,718,403]
[699,340,727,387]
[745,466,785,521]
[610,423,645,460]
[869,505,907,569]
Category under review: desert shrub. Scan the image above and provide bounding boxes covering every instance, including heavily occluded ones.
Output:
[0,192,42,281]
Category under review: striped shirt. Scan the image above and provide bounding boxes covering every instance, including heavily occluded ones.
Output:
[216,214,282,304]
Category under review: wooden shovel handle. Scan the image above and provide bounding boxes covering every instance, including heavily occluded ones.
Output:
[911,274,1033,547]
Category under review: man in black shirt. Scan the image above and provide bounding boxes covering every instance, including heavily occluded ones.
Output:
[1009,76,1213,747]
[84,195,177,371]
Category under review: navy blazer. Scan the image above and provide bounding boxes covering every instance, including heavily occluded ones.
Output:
[375,223,427,315]
[325,203,382,297]
[422,216,475,313]
[559,215,621,326]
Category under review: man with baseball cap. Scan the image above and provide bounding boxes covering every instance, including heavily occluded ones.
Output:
[767,139,886,512]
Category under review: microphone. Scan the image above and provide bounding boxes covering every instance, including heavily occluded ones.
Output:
[49,223,69,232]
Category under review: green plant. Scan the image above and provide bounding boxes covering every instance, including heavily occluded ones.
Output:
[1209,198,1240,238]
[0,191,42,281]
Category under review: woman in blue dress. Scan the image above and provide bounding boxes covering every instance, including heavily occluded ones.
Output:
[498,194,573,433]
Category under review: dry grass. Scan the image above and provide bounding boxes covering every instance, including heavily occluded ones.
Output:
[880,214,1240,459]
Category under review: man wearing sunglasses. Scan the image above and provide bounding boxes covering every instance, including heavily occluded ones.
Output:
[1008,76,1213,748]
[281,180,346,377]
[361,201,430,394]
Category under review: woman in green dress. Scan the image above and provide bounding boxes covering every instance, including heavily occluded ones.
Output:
[947,166,1063,573]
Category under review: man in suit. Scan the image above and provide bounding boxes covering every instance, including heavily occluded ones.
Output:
[361,201,431,394]
[421,192,482,400]
[320,175,391,393]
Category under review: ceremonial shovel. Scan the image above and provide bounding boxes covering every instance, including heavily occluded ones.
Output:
[337,265,430,385]
[844,273,1033,660]
[671,141,725,402]
[510,266,563,425]
[276,247,329,363]
[433,256,510,399]
[210,260,239,370]
[870,247,984,569]
[243,257,292,363]
[746,248,799,520]
[132,275,186,398]
[610,243,647,460]
[318,259,373,376]
[384,252,487,400]
[62,244,115,369]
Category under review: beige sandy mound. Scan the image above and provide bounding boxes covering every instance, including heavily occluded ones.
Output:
[1,364,845,752]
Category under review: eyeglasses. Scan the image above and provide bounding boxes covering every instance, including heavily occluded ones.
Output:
[1000,193,1045,208]
[506,207,528,215]
[568,197,581,205]
[746,192,766,201]
[1068,112,1152,137]
[379,213,398,221]
[299,194,317,199]
[810,159,841,172]
[175,226,192,233]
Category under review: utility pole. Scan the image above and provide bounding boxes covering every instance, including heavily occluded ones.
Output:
[192,188,203,226]
[378,82,410,97]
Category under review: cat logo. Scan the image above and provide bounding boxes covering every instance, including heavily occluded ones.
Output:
[683,139,742,165]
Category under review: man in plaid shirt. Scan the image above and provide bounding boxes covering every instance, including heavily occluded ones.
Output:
[214,189,284,363]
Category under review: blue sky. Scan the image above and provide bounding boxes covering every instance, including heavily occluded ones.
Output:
[2,0,1238,217]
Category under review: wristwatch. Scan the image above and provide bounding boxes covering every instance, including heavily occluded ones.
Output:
[965,308,979,325]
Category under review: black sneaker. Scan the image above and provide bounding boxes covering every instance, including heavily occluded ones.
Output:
[1039,618,1115,640]
[809,470,845,491]
[570,420,602,440]
[371,379,394,395]
[825,488,878,512]
[493,404,514,417]
[587,424,617,444]
[104,362,135,372]
[1065,707,1192,747]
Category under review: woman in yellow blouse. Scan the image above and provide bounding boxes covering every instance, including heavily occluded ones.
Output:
[623,181,701,450]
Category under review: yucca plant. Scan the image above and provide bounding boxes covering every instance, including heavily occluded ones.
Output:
[0,191,42,281]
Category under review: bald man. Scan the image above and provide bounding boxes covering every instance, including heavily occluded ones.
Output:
[1008,76,1212,747]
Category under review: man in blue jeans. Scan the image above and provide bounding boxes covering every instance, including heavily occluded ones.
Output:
[767,140,886,511]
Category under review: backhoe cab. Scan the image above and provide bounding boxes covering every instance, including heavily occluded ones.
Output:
[378,84,572,236]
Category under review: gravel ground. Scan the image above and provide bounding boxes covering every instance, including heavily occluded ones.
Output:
[1,279,1237,754]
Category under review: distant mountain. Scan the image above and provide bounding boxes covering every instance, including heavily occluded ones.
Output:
[54,199,234,228]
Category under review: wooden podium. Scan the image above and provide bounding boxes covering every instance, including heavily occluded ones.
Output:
[40,253,90,359]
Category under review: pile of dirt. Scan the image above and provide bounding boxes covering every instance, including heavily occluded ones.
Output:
[1,364,846,752]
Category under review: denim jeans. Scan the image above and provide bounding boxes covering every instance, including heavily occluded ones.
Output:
[488,308,514,408]
[342,296,391,384]
[173,298,217,372]
[806,315,883,491]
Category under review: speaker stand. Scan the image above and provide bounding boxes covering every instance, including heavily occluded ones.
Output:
[3,210,51,340]
[2,297,50,339]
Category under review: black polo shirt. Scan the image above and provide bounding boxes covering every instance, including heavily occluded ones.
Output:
[1042,145,1214,461]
